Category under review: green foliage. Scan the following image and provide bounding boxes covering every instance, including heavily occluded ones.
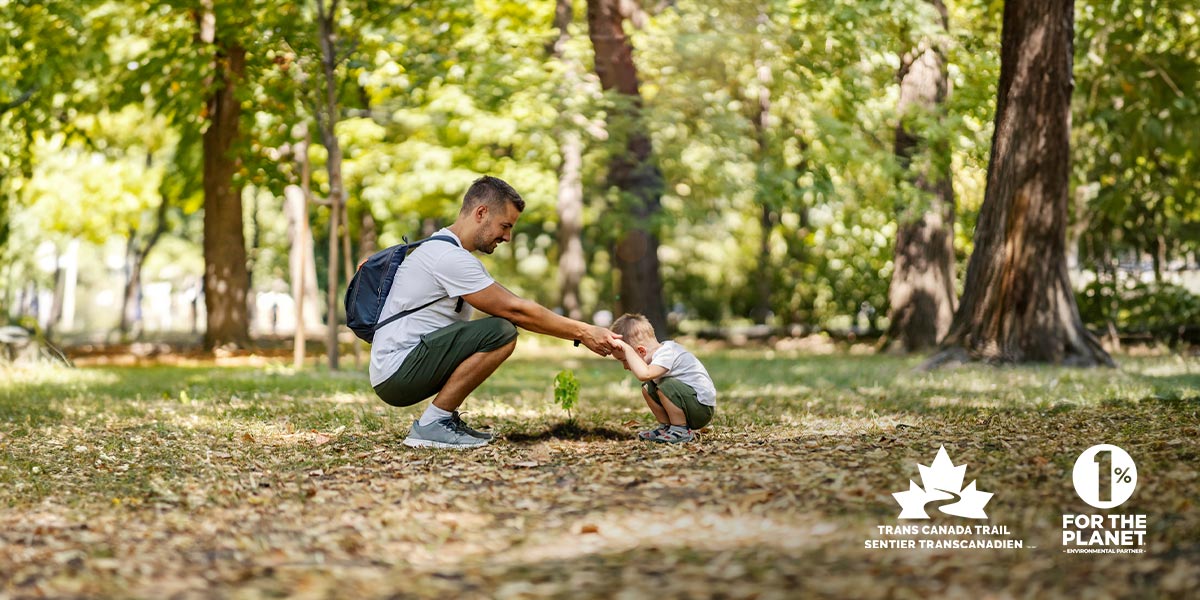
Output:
[1,0,1196,337]
[1078,280,1200,335]
[553,369,581,417]
[1073,0,1200,265]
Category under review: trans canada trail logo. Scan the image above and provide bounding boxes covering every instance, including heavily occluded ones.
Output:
[865,446,1028,550]
[893,445,993,519]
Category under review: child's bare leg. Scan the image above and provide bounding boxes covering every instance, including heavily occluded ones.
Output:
[656,389,689,428]
[641,385,670,424]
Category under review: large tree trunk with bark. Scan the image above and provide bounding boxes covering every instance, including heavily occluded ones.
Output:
[552,0,586,321]
[587,0,667,335]
[926,0,1112,368]
[199,6,251,351]
[883,0,957,353]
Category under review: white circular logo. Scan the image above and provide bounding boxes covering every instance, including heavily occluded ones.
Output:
[1072,444,1137,509]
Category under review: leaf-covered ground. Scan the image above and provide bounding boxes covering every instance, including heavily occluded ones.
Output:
[1,343,1198,599]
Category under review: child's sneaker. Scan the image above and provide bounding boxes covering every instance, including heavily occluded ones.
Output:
[638,424,670,441]
[649,426,694,444]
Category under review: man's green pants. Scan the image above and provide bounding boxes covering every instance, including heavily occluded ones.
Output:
[374,317,518,407]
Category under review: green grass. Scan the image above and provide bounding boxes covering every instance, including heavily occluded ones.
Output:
[1,345,1198,598]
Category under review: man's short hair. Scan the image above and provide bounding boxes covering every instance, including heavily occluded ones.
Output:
[611,313,658,346]
[461,175,525,215]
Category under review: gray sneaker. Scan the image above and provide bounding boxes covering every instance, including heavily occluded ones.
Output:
[451,411,494,441]
[638,424,671,441]
[403,418,489,449]
[648,427,694,444]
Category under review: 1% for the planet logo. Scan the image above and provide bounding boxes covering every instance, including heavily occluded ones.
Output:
[1062,444,1147,553]
[1071,444,1137,509]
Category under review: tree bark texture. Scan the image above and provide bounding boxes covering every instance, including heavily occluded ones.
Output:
[928,0,1113,368]
[587,0,668,335]
[552,0,586,321]
[200,12,251,350]
[884,0,957,353]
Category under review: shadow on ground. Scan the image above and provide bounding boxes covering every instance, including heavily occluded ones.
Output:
[505,421,632,443]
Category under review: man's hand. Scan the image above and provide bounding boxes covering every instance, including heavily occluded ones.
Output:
[461,284,623,355]
[579,325,621,357]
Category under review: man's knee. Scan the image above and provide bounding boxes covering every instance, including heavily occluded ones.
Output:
[493,318,518,344]
[474,318,517,359]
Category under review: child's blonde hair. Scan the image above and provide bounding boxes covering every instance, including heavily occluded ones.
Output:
[611,313,658,346]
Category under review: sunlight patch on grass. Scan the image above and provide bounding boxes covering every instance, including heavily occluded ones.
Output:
[323,391,374,405]
[1,364,120,387]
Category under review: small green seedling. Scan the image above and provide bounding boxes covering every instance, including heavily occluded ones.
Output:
[553,369,580,420]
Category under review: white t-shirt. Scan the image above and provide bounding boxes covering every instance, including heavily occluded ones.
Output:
[650,340,717,407]
[369,228,495,386]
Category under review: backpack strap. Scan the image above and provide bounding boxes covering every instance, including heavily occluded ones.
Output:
[372,235,464,332]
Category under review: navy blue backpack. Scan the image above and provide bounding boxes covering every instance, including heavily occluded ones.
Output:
[344,235,460,343]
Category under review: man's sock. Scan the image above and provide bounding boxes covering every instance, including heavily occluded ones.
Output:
[418,404,453,426]
[669,424,689,434]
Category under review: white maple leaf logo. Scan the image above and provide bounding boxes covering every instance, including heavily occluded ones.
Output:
[893,446,993,519]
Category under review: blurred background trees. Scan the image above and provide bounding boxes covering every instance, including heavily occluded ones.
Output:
[2,0,1197,364]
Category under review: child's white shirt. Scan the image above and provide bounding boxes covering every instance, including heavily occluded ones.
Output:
[649,341,717,407]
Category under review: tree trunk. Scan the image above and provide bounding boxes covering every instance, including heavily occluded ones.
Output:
[358,211,378,258]
[120,238,143,338]
[587,0,668,335]
[1153,233,1165,283]
[421,217,440,239]
[884,0,957,353]
[0,193,9,249]
[925,0,1112,368]
[753,203,775,324]
[60,239,78,332]
[45,255,64,340]
[552,0,586,321]
[120,191,170,339]
[285,184,321,367]
[316,0,345,370]
[751,43,774,325]
[557,129,586,321]
[342,202,360,367]
[199,7,251,350]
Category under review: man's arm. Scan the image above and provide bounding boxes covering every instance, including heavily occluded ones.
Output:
[462,283,619,355]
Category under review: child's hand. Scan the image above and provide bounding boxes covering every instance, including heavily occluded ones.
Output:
[610,340,628,361]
